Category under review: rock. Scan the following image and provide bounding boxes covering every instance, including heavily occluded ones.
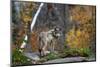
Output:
[44,57,86,64]
[23,52,40,61]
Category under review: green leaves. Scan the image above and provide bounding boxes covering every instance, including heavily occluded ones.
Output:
[41,53,60,61]
[60,48,93,58]
[12,48,31,65]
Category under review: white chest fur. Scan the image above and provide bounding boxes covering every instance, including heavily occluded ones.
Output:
[46,33,54,42]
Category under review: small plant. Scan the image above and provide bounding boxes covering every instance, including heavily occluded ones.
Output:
[42,52,60,61]
[60,48,93,58]
[12,48,32,66]
[78,48,93,57]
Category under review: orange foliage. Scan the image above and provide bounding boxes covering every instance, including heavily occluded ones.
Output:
[66,27,90,48]
[69,6,93,24]
[30,32,39,51]
[66,6,96,48]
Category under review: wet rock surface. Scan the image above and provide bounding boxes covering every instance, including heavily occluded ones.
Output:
[44,57,95,64]
[23,52,40,61]
[23,52,95,64]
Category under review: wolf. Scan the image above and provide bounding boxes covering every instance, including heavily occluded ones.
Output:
[38,27,62,57]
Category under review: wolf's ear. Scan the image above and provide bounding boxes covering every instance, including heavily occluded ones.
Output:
[55,27,61,31]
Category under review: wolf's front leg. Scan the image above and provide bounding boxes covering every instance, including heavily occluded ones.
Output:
[42,41,48,56]
[50,40,54,53]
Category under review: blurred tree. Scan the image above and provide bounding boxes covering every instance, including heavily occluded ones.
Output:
[12,2,38,49]
[66,6,96,50]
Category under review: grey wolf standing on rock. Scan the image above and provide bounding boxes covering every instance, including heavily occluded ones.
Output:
[38,27,62,57]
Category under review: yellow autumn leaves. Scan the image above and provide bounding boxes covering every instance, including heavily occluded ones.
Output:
[20,2,38,24]
[66,6,95,49]
[69,6,93,24]
[66,27,90,48]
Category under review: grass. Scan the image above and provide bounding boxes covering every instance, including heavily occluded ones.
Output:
[44,52,60,60]
[39,52,60,63]
[12,48,32,66]
[60,48,94,58]
[12,47,94,65]
[38,47,94,63]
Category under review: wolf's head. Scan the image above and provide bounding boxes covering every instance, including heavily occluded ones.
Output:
[52,27,62,39]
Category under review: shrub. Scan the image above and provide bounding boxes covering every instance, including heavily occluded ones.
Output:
[66,28,91,48]
[42,53,60,61]
[60,48,93,58]
[67,6,95,49]
[12,48,32,65]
